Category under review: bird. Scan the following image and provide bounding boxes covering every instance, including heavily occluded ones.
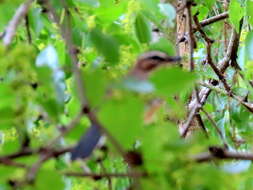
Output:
[71,51,181,160]
[129,51,181,80]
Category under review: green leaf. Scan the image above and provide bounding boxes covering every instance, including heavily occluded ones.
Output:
[89,28,120,64]
[98,95,144,149]
[229,0,243,32]
[149,37,175,55]
[0,108,15,129]
[150,67,196,97]
[65,117,90,140]
[134,13,152,44]
[205,0,215,9]
[0,166,22,183]
[140,0,159,12]
[76,0,100,7]
[28,7,44,35]
[35,170,64,190]
[246,1,253,26]
[0,0,23,30]
[96,1,127,23]
[1,137,20,155]
[82,69,109,107]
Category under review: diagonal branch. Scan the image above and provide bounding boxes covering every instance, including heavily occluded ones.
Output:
[194,14,231,94]
[42,0,125,156]
[181,28,241,137]
[2,0,33,46]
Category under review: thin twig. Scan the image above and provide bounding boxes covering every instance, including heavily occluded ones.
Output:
[178,12,229,43]
[194,14,231,94]
[200,82,253,113]
[65,171,146,178]
[25,15,32,44]
[195,113,209,138]
[200,108,225,142]
[0,158,28,168]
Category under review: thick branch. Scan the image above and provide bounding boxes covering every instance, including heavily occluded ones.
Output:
[197,12,228,29]
[194,148,253,162]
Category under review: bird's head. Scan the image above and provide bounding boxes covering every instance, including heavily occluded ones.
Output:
[130,51,181,80]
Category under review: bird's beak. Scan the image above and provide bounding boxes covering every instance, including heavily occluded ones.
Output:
[165,56,181,63]
[163,56,182,67]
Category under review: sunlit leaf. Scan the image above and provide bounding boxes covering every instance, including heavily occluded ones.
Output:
[98,95,144,149]
[229,0,243,32]
[89,28,120,64]
[36,170,64,190]
[150,37,175,56]
[150,67,196,97]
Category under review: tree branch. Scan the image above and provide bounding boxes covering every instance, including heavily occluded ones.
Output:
[65,171,146,178]
[2,0,33,46]
[194,148,253,162]
[195,12,229,30]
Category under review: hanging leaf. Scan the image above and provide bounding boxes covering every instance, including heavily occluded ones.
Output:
[89,28,120,64]
[229,0,243,32]
[149,37,175,55]
[134,13,152,44]
[150,67,196,97]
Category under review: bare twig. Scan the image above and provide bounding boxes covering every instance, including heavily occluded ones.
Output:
[65,171,146,178]
[178,12,229,43]
[200,108,225,142]
[200,82,253,113]
[195,113,209,138]
[25,15,32,43]
[2,0,33,46]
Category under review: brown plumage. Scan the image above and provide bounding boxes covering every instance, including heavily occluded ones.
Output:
[129,51,181,80]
